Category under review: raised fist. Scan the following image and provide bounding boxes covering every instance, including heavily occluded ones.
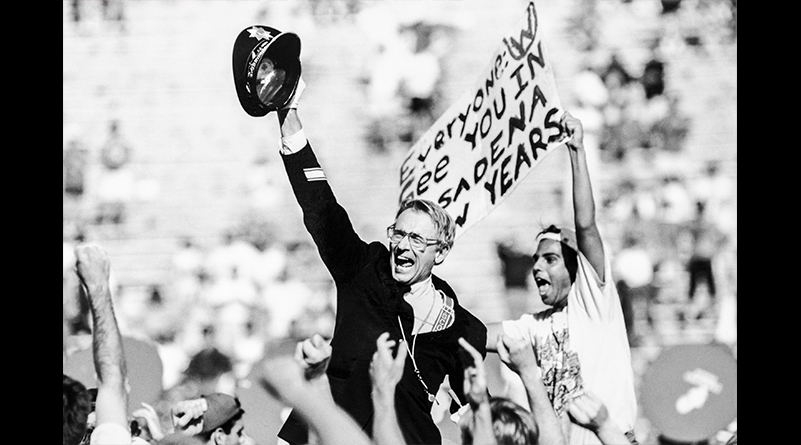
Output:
[74,244,111,291]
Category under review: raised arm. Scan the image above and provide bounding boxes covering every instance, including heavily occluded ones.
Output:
[458,338,497,445]
[273,81,371,282]
[562,111,605,278]
[496,334,567,445]
[369,332,408,445]
[259,353,372,445]
[74,244,129,431]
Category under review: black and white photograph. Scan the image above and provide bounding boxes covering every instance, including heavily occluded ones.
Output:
[63,1,737,444]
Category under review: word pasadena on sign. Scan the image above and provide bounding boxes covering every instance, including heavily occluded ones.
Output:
[398,2,568,239]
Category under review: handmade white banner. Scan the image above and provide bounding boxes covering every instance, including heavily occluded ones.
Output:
[398,1,569,239]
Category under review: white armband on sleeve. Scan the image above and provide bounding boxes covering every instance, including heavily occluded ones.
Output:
[280,129,308,155]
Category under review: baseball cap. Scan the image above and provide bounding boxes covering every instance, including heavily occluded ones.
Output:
[199,393,244,434]
[232,25,302,116]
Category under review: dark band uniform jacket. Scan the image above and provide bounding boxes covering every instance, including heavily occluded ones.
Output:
[277,142,487,445]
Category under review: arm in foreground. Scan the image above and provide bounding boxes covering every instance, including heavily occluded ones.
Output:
[458,338,497,445]
[74,243,129,431]
[259,347,371,445]
[370,332,408,445]
[496,334,566,445]
[568,392,631,445]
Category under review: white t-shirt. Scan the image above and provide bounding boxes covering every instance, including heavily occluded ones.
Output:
[503,249,637,445]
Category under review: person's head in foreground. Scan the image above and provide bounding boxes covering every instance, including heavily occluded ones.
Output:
[388,198,455,285]
[460,396,540,445]
[195,393,246,445]
[532,224,579,309]
[63,374,92,445]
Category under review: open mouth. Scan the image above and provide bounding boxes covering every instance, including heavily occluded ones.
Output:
[534,276,550,295]
[394,251,415,271]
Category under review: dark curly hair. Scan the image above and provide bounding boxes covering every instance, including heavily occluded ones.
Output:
[63,374,92,445]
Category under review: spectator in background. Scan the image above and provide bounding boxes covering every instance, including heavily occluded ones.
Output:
[64,137,89,223]
[398,22,443,144]
[690,160,735,232]
[101,0,126,33]
[204,233,261,283]
[657,174,694,226]
[599,54,645,161]
[683,201,726,322]
[172,238,206,281]
[614,233,656,346]
[63,139,87,200]
[641,57,665,101]
[259,255,315,340]
[362,32,408,154]
[638,39,691,154]
[96,119,134,226]
[202,266,258,309]
[70,0,82,25]
[497,239,537,318]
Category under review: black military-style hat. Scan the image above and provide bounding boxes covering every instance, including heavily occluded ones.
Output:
[232,25,301,116]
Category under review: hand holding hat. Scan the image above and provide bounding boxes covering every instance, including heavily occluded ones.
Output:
[281,77,306,111]
[232,25,302,116]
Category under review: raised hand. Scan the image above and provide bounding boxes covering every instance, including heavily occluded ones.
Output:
[74,244,111,292]
[259,355,309,403]
[131,402,165,441]
[458,337,488,408]
[568,391,631,444]
[560,111,584,151]
[294,333,332,380]
[171,397,208,436]
[370,332,407,398]
[496,334,540,378]
[281,77,306,111]
[568,392,608,429]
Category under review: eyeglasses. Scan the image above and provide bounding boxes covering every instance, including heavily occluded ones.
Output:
[387,225,441,252]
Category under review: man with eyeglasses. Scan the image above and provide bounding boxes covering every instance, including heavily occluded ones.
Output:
[269,80,487,445]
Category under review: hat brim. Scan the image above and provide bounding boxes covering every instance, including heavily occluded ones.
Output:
[233,30,302,117]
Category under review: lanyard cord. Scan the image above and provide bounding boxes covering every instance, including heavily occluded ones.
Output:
[397,316,439,404]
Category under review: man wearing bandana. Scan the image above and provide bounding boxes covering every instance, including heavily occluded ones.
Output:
[485,112,639,445]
